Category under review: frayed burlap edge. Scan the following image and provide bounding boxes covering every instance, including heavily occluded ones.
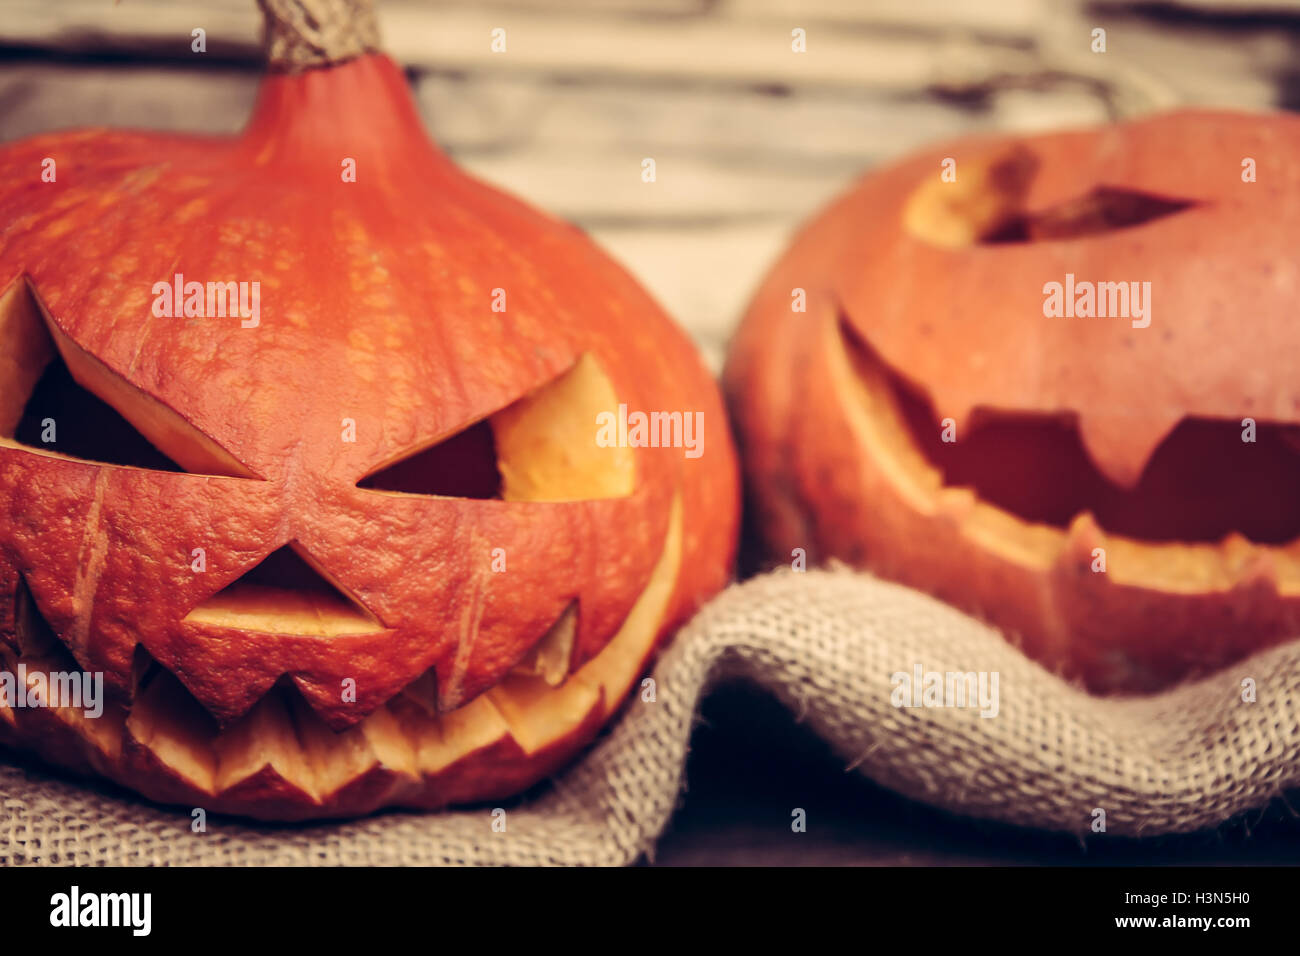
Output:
[4,568,1299,865]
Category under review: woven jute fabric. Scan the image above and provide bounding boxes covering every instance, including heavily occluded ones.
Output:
[3,567,1299,865]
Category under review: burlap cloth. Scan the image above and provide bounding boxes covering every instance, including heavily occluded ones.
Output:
[3,567,1298,865]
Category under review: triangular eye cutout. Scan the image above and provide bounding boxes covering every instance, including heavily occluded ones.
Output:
[359,419,502,498]
[979,186,1197,244]
[357,353,635,502]
[184,544,383,636]
[13,355,185,472]
[0,278,257,477]
[902,144,1197,248]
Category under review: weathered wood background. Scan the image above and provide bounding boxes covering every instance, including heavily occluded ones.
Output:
[4,0,1299,372]
[4,0,1300,864]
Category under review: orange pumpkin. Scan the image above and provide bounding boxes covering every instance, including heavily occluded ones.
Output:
[726,110,1300,694]
[0,0,737,819]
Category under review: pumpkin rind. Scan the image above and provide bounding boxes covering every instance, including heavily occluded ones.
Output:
[0,53,738,818]
[725,110,1300,693]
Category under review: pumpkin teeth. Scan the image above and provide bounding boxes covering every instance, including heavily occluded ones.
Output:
[129,643,162,698]
[829,305,1300,599]
[511,600,578,687]
[399,693,512,777]
[282,689,384,799]
[12,574,58,658]
[487,674,602,757]
[1220,532,1262,572]
[1075,412,1177,492]
[1064,511,1106,557]
[127,666,218,794]
[0,496,685,817]
[0,579,126,761]
[213,690,317,799]
[1224,538,1277,591]
[357,704,419,781]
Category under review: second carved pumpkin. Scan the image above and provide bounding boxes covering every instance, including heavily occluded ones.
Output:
[726,110,1300,694]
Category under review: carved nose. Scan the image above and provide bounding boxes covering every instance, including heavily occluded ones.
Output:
[183,542,382,636]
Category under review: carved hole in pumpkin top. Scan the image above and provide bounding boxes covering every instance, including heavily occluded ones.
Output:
[358,352,635,502]
[902,145,1198,247]
[184,543,382,636]
[0,278,258,478]
[841,319,1300,544]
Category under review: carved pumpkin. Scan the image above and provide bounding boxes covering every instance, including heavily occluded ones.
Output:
[0,0,737,819]
[726,110,1300,694]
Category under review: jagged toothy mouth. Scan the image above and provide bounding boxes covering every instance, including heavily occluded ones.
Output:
[841,321,1300,546]
[0,496,683,815]
[831,315,1300,596]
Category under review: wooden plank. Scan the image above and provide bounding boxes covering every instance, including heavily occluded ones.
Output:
[0,65,257,140]
[1098,0,1300,12]
[0,0,259,57]
[0,0,1050,92]
[2,0,1294,107]
[720,0,1050,36]
[1039,5,1294,110]
[0,0,1052,56]
[410,72,996,170]
[3,62,1068,216]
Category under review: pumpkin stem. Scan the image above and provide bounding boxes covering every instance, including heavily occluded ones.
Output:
[258,0,381,73]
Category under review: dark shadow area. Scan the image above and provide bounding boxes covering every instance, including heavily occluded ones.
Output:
[649,679,1300,865]
[14,358,183,472]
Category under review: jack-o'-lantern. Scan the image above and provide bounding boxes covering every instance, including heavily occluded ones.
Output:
[726,110,1300,694]
[0,0,737,820]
